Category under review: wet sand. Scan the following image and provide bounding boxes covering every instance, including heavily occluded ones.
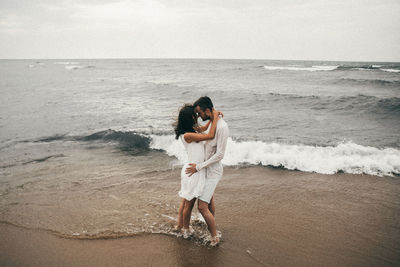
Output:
[1,167,400,266]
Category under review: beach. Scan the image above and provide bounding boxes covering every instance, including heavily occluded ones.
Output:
[1,58,399,266]
[2,166,399,266]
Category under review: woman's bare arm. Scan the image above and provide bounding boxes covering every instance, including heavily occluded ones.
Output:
[194,111,223,133]
[184,110,220,143]
[194,120,211,133]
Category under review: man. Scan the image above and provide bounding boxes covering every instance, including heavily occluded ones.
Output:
[185,96,229,246]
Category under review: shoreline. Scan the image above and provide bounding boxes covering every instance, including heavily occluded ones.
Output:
[1,167,399,266]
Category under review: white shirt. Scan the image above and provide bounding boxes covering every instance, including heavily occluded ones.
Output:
[196,118,229,178]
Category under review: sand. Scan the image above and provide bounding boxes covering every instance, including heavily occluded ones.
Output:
[1,167,400,266]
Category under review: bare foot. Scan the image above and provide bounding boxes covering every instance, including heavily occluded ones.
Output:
[210,236,220,247]
[182,227,194,239]
[173,226,182,233]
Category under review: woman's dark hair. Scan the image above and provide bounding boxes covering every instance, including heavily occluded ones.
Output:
[174,104,196,139]
[193,96,213,112]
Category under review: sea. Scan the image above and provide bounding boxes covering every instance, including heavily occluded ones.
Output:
[0,58,400,243]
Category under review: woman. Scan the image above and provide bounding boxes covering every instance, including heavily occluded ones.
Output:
[173,104,220,244]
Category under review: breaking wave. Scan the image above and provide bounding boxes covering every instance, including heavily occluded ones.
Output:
[30,129,400,176]
[33,130,151,154]
[262,63,400,73]
[65,65,95,70]
[150,135,400,176]
[54,61,79,65]
[263,65,338,71]
[336,64,400,72]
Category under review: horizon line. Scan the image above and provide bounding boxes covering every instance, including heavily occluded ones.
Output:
[1,57,399,63]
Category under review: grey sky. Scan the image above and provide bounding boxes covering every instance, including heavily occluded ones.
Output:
[1,0,399,61]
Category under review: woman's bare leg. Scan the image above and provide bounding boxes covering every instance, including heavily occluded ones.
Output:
[198,199,217,237]
[208,196,215,216]
[176,198,185,230]
[183,198,196,229]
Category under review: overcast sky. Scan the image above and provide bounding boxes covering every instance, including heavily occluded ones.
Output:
[1,0,399,61]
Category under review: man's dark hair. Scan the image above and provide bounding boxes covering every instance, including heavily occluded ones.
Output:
[193,96,213,112]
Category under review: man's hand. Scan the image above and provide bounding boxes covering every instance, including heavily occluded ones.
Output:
[185,163,197,177]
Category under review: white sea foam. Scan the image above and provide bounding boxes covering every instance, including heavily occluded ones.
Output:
[150,135,400,176]
[54,61,79,65]
[150,134,188,162]
[354,68,372,71]
[381,69,400,73]
[263,65,338,72]
[65,65,85,70]
[27,62,45,68]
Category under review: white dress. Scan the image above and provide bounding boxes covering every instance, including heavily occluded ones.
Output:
[178,135,206,201]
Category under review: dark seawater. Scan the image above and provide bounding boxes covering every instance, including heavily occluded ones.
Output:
[1,59,399,175]
[0,59,399,242]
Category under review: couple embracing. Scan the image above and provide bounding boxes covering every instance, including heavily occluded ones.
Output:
[174,96,229,246]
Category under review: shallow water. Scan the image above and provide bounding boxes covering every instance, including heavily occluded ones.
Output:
[1,160,400,265]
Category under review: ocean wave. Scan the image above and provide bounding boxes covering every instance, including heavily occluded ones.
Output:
[65,65,95,70]
[75,129,150,152]
[54,61,79,65]
[31,130,151,153]
[263,65,338,72]
[382,68,400,73]
[330,95,400,114]
[27,62,45,68]
[264,93,400,114]
[262,64,400,73]
[265,92,321,100]
[336,65,379,71]
[29,130,400,176]
[375,97,400,113]
[65,65,84,70]
[336,78,400,87]
[150,135,400,176]
[336,64,400,73]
